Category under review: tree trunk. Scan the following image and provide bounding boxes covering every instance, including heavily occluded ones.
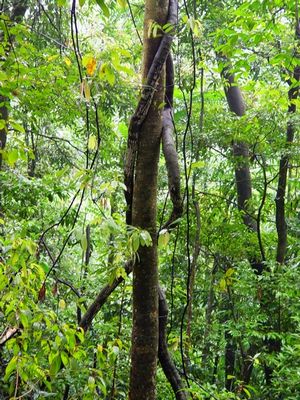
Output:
[128,1,169,398]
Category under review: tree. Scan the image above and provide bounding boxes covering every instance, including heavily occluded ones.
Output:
[1,0,300,399]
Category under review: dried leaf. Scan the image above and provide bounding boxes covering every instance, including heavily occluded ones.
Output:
[38,283,46,301]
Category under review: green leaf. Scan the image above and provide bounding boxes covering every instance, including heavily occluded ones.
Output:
[4,356,18,381]
[19,310,29,329]
[140,230,152,247]
[219,278,227,292]
[7,149,19,166]
[227,374,235,379]
[191,160,205,170]
[243,387,251,398]
[50,354,61,376]
[61,351,69,367]
[106,67,115,86]
[96,0,110,17]
[10,121,25,133]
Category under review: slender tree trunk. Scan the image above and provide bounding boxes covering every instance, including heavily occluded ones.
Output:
[0,98,8,171]
[128,1,169,398]
[201,260,217,369]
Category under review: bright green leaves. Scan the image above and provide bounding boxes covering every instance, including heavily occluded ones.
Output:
[128,228,152,255]
[57,0,68,6]
[190,160,206,172]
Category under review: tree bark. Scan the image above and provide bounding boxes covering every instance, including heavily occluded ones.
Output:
[222,67,256,232]
[128,1,169,398]
[221,65,263,386]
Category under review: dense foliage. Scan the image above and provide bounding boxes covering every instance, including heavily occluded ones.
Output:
[0,0,299,399]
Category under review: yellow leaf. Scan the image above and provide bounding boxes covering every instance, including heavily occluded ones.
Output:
[82,54,97,76]
[64,57,71,67]
[47,54,59,62]
[97,344,103,353]
[225,268,235,277]
[88,135,97,150]
[59,299,66,309]
[87,58,97,75]
[219,278,227,292]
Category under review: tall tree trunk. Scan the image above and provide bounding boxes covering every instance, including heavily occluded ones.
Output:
[221,64,265,386]
[222,68,256,230]
[128,1,169,398]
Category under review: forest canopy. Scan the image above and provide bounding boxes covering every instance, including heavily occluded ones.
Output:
[0,0,299,399]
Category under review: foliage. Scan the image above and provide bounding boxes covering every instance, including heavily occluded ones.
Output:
[0,0,299,399]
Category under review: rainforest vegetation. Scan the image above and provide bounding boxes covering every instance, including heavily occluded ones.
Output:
[0,0,299,399]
